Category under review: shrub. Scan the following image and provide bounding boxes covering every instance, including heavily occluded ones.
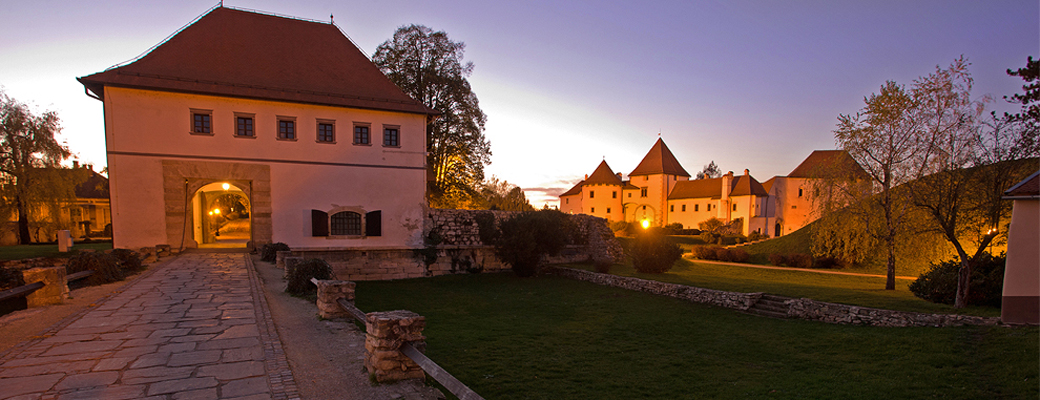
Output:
[495,210,572,277]
[690,245,719,260]
[286,258,333,295]
[474,212,498,245]
[261,242,291,262]
[663,223,684,235]
[715,248,749,263]
[768,253,786,266]
[66,251,124,285]
[747,231,768,242]
[909,253,1005,307]
[698,232,719,245]
[110,249,144,273]
[631,231,683,274]
[786,253,813,269]
[0,265,24,290]
[812,256,846,269]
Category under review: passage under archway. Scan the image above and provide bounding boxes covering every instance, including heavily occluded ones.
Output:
[192,182,251,248]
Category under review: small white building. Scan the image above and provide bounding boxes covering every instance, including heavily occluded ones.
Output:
[78,7,437,251]
[1001,170,1039,325]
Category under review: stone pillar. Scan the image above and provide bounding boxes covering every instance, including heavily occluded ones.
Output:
[283,257,303,279]
[275,251,292,270]
[314,280,356,319]
[57,230,73,252]
[364,310,426,382]
[22,266,69,307]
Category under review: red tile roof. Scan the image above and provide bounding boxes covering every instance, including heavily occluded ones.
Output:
[730,175,768,196]
[629,138,691,177]
[788,150,868,179]
[1004,170,1040,198]
[584,161,623,186]
[560,181,584,197]
[78,7,435,115]
[668,178,721,199]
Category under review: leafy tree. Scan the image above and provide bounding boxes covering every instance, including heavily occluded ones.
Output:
[1004,56,1039,124]
[477,177,534,211]
[695,161,721,180]
[0,91,84,244]
[372,25,491,208]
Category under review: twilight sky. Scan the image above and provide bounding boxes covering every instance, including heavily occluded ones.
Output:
[1,0,1037,208]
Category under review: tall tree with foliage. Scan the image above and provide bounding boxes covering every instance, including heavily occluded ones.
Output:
[834,79,931,290]
[478,177,534,211]
[906,58,1039,308]
[1004,56,1039,124]
[0,91,84,244]
[372,25,491,208]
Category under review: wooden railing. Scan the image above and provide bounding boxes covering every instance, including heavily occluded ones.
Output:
[0,270,93,302]
[316,278,485,400]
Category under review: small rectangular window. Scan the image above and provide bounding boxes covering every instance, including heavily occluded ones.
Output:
[612,191,617,199]
[317,120,335,143]
[670,205,674,212]
[383,126,399,147]
[591,207,595,213]
[733,204,737,211]
[640,188,647,197]
[354,125,370,145]
[798,188,803,197]
[695,204,699,212]
[682,205,686,212]
[606,208,611,213]
[278,117,296,140]
[235,114,254,137]
[190,109,212,135]
[590,191,595,199]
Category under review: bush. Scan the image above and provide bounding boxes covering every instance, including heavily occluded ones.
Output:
[631,231,683,274]
[474,212,498,245]
[812,256,846,269]
[593,257,612,274]
[66,251,124,285]
[909,253,1005,307]
[714,248,749,263]
[698,232,719,245]
[747,231,768,242]
[768,253,786,266]
[261,242,291,262]
[691,245,720,260]
[286,258,333,295]
[0,265,24,290]
[110,249,143,273]
[495,210,573,277]
[786,253,813,269]
[662,223,684,235]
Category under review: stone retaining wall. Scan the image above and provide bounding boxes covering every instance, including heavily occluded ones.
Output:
[548,267,1001,328]
[546,267,760,310]
[786,298,999,327]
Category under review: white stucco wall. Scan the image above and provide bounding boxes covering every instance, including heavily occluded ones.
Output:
[103,87,427,249]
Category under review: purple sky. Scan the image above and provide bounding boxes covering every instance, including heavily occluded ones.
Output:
[1,0,1037,207]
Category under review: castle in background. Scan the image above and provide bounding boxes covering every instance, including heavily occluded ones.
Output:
[559,138,866,237]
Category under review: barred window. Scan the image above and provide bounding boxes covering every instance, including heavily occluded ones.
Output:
[383,127,399,147]
[278,119,295,140]
[330,211,361,236]
[236,116,254,137]
[192,111,211,134]
[354,125,370,145]
[318,122,335,143]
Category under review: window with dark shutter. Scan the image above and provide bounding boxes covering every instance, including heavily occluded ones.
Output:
[311,210,328,236]
[365,211,381,236]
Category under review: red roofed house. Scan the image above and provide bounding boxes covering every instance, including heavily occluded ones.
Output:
[560,140,867,237]
[1001,170,1039,325]
[78,7,437,250]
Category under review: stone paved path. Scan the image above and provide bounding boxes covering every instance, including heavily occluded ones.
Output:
[0,252,300,400]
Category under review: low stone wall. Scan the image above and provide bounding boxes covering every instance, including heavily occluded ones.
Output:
[548,267,1002,328]
[546,267,760,310]
[786,298,999,327]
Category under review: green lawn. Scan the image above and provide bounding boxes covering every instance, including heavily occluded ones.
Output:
[356,273,1038,400]
[570,259,998,317]
[0,242,113,261]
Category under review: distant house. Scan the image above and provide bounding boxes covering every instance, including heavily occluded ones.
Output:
[560,139,867,236]
[78,7,437,250]
[0,164,111,245]
[1001,170,1039,325]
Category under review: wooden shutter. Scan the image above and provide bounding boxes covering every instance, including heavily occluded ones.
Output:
[365,210,381,237]
[311,210,328,236]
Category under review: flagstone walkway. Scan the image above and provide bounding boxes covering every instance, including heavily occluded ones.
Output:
[0,252,300,400]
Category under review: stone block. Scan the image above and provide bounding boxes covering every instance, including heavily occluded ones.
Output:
[275,251,291,269]
[314,279,356,319]
[22,266,69,307]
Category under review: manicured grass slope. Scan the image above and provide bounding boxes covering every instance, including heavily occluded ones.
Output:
[356,273,1037,400]
[0,242,113,261]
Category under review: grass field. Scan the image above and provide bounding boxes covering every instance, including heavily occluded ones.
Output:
[569,259,999,317]
[355,273,1038,400]
[0,242,113,261]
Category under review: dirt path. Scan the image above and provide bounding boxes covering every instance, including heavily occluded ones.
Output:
[252,255,444,400]
[686,258,917,280]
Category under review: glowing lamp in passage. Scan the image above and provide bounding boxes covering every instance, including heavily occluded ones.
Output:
[641,219,650,229]
[222,183,230,191]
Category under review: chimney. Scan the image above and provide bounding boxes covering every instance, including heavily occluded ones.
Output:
[616,173,622,180]
[73,160,79,169]
[744,169,750,176]
[85,164,93,172]
[584,174,588,180]
[720,171,733,218]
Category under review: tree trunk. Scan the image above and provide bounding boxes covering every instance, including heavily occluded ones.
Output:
[15,195,30,245]
[954,258,972,309]
[885,234,896,290]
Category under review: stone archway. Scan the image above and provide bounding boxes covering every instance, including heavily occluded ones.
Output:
[193,182,251,248]
[162,160,271,250]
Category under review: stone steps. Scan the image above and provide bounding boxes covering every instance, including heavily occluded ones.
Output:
[745,294,794,319]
